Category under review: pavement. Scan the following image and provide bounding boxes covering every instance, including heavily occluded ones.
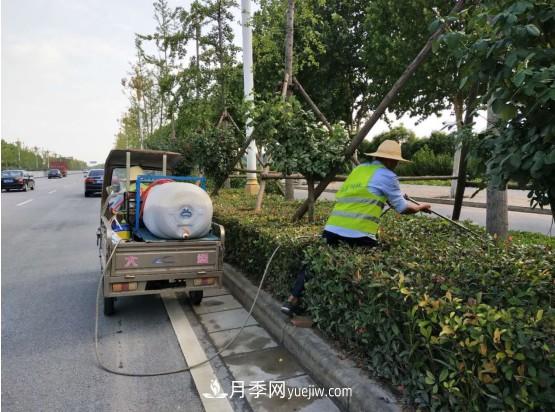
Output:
[1,174,343,411]
[294,184,554,236]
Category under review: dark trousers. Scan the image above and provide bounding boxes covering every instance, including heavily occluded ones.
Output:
[290,230,377,298]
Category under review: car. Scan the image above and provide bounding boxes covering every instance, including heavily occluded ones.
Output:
[84,169,104,197]
[48,169,63,179]
[1,170,35,192]
[82,169,89,176]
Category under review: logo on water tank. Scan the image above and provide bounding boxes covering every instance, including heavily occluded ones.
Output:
[180,207,193,218]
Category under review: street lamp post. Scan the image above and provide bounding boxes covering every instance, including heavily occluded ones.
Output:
[241,0,259,195]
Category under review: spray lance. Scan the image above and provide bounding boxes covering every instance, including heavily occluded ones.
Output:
[403,195,490,244]
[380,195,489,244]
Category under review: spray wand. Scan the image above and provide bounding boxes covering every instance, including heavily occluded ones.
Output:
[404,195,490,244]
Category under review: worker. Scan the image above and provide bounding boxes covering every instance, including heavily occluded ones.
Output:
[281,139,432,316]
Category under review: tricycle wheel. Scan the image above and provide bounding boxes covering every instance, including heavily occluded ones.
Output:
[189,291,203,305]
[104,297,115,316]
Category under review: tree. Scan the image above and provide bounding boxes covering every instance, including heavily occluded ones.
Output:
[252,0,368,130]
[443,0,555,219]
[363,0,485,205]
[252,96,350,221]
[114,107,141,149]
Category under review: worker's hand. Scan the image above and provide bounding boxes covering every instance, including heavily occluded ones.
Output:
[419,203,432,213]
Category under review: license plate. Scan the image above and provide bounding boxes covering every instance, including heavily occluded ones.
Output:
[4,179,13,183]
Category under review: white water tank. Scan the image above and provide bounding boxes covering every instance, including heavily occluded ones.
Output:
[143,182,213,239]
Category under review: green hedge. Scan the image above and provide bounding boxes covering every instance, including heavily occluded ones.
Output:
[213,190,554,411]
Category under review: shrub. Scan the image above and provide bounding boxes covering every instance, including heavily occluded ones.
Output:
[396,146,453,176]
[213,190,554,411]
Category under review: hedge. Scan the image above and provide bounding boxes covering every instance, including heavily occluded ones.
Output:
[213,190,554,411]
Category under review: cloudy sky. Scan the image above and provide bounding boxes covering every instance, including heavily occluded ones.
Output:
[2,0,482,165]
[2,0,185,163]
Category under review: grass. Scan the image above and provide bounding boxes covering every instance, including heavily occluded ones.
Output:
[400,179,452,186]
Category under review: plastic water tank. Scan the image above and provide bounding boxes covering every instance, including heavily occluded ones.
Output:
[143,182,213,239]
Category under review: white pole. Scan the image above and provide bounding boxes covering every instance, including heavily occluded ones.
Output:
[241,0,259,194]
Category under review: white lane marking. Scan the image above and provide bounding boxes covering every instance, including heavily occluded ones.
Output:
[162,293,234,412]
[16,199,33,207]
[48,190,57,194]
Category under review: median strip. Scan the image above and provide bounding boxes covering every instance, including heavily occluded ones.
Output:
[16,199,33,207]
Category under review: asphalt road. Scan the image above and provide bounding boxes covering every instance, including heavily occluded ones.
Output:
[1,175,205,411]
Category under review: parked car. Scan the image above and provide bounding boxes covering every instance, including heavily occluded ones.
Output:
[48,169,63,179]
[84,169,104,197]
[1,170,35,192]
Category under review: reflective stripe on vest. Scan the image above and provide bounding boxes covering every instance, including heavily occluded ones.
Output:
[325,164,386,236]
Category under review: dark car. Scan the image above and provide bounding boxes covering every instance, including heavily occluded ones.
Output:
[48,169,63,179]
[1,170,35,192]
[84,169,104,197]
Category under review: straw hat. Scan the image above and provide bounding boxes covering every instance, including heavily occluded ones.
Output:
[365,139,410,162]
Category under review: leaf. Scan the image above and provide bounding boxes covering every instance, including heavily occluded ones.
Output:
[512,71,526,87]
[440,324,454,336]
[525,24,541,36]
[429,19,442,33]
[439,368,449,382]
[425,375,435,385]
[493,328,502,344]
[492,99,517,120]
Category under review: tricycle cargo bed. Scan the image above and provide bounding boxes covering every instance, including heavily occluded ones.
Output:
[111,239,223,277]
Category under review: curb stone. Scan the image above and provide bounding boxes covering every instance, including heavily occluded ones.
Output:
[223,263,402,412]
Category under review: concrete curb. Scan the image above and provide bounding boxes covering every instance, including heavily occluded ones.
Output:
[296,186,551,216]
[223,263,402,412]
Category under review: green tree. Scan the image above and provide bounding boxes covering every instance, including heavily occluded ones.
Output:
[253,0,368,129]
[252,96,350,220]
[114,107,141,149]
[442,0,555,217]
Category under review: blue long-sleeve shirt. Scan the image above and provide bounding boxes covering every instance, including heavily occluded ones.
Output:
[324,160,408,239]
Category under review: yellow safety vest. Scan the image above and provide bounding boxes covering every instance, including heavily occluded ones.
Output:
[325,164,387,237]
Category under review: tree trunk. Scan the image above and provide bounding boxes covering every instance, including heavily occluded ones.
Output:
[283,0,296,200]
[450,94,464,198]
[195,24,201,99]
[171,112,176,140]
[486,185,508,240]
[451,139,468,221]
[217,0,226,112]
[292,0,467,222]
[307,176,315,223]
[549,194,555,223]
[485,100,508,239]
[254,176,267,212]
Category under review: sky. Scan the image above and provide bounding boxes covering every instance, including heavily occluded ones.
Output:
[1,0,484,165]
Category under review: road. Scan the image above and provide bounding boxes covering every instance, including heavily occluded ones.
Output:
[2,175,341,412]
